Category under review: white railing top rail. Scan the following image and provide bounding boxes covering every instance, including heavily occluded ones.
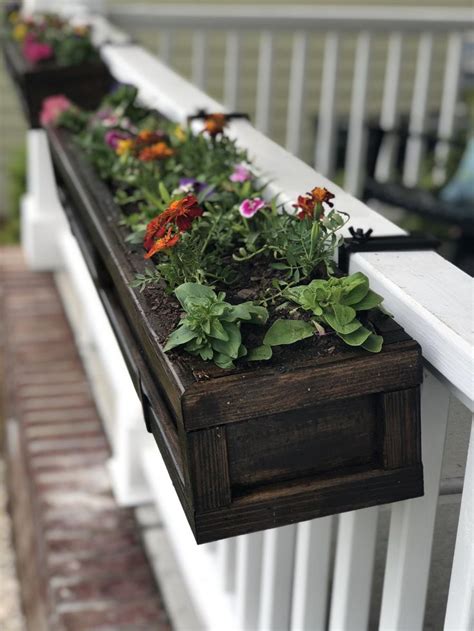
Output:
[100,42,473,410]
[106,4,474,32]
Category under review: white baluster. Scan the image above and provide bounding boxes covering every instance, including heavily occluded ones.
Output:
[315,33,340,178]
[329,507,379,631]
[258,525,297,631]
[444,416,474,631]
[192,30,207,90]
[432,33,463,185]
[159,30,173,66]
[344,32,372,196]
[255,31,274,136]
[374,33,403,182]
[235,532,264,630]
[403,33,433,187]
[224,32,241,111]
[290,517,333,631]
[379,370,450,630]
[285,32,308,156]
[217,538,237,593]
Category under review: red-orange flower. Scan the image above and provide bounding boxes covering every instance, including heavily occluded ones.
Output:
[294,186,335,219]
[138,142,175,161]
[311,187,335,208]
[203,113,227,137]
[295,194,315,220]
[144,227,180,259]
[143,194,204,257]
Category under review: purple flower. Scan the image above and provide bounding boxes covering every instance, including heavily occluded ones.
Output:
[105,130,131,149]
[239,198,265,219]
[230,163,252,183]
[179,178,214,199]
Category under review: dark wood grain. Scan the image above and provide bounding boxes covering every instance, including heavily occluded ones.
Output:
[183,345,422,429]
[188,428,232,511]
[47,126,425,544]
[194,465,424,543]
[383,388,421,468]
[226,395,379,488]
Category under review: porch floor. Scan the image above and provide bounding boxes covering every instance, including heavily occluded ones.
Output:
[0,246,172,631]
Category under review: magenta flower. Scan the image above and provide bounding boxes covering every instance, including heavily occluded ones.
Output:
[23,35,54,64]
[230,163,252,183]
[239,198,265,219]
[39,95,72,127]
[105,130,131,149]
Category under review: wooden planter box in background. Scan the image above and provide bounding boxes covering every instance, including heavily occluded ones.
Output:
[48,127,424,544]
[2,39,112,128]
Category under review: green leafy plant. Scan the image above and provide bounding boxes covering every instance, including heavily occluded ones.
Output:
[252,272,384,359]
[164,283,268,368]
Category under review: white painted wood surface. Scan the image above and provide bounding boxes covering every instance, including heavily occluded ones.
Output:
[285,31,308,156]
[444,418,474,631]
[328,508,379,631]
[258,525,297,631]
[235,532,263,630]
[255,31,274,136]
[379,370,451,631]
[315,32,340,178]
[224,32,241,110]
[344,32,371,196]
[402,33,434,187]
[290,517,332,631]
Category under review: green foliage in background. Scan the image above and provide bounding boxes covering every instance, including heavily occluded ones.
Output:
[0,146,25,245]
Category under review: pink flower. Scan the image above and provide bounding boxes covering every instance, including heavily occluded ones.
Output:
[230,163,252,183]
[104,130,131,149]
[39,95,72,127]
[239,198,265,219]
[23,34,54,64]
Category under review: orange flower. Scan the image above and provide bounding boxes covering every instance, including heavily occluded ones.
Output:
[310,187,335,208]
[144,227,180,259]
[295,186,335,219]
[138,142,175,161]
[143,195,204,255]
[203,113,227,137]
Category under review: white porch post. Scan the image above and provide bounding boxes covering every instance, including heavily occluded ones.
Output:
[21,130,67,270]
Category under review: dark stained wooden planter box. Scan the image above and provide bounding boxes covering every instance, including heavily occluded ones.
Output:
[47,127,424,544]
[2,38,112,128]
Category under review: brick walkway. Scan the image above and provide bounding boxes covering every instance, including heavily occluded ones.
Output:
[0,247,172,631]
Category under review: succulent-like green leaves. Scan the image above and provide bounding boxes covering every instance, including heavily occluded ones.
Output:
[282,272,384,352]
[164,283,269,368]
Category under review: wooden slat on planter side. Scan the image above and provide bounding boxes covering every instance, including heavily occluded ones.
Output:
[48,126,424,543]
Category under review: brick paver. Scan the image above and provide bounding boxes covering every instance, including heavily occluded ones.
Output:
[0,247,172,631]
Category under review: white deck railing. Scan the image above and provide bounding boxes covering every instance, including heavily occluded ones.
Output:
[107,4,473,197]
[20,4,473,631]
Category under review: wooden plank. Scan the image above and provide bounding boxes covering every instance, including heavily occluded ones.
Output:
[285,31,308,156]
[258,525,297,630]
[255,31,274,135]
[188,427,231,511]
[235,532,264,629]
[329,508,379,631]
[290,517,332,631]
[183,346,422,429]
[314,32,340,177]
[444,418,474,631]
[379,370,449,630]
[226,395,379,488]
[194,465,423,543]
[383,388,421,468]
